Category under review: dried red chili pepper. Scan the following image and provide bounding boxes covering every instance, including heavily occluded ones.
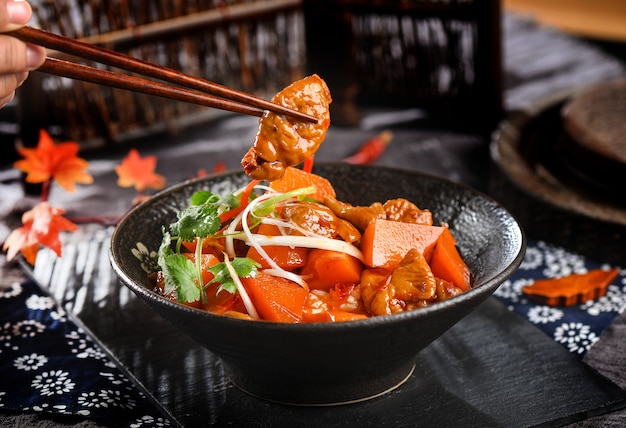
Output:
[342,130,393,165]
[212,160,227,174]
[302,156,315,173]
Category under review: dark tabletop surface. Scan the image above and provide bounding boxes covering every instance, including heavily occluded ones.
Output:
[1,12,626,428]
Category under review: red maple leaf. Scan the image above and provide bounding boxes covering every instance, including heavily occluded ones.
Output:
[115,148,166,193]
[3,202,79,265]
[13,129,93,193]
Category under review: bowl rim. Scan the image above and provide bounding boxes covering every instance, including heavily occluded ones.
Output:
[110,163,527,332]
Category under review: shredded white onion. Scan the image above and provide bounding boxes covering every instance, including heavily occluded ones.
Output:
[222,254,259,320]
[263,268,310,290]
[250,184,274,194]
[220,183,363,291]
[224,210,244,259]
[244,234,364,261]
[259,217,296,241]
[223,181,271,258]
[241,193,282,271]
[240,193,310,288]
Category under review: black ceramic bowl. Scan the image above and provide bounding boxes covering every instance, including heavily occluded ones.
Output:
[110,163,525,406]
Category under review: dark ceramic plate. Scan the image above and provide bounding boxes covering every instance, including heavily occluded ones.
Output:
[490,93,626,266]
[110,163,525,405]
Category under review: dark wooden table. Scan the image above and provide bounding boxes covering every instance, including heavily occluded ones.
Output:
[1,12,626,428]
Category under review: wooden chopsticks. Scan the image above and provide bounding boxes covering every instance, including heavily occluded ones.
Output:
[10,26,318,124]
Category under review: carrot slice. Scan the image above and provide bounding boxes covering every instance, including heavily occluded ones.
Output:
[241,271,308,322]
[328,310,369,322]
[269,166,336,202]
[360,219,445,270]
[181,236,224,257]
[201,281,246,315]
[522,268,620,306]
[300,249,363,290]
[429,228,471,292]
[246,223,309,270]
[302,309,368,323]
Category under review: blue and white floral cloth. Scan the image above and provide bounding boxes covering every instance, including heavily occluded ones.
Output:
[0,240,624,424]
[0,280,172,426]
[494,240,626,356]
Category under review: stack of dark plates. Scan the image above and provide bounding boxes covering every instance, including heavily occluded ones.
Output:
[559,78,626,198]
[489,79,626,266]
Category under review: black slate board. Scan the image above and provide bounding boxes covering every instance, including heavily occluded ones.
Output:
[28,228,626,427]
[55,259,626,428]
[163,297,625,428]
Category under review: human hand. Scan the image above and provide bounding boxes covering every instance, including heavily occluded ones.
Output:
[0,0,46,109]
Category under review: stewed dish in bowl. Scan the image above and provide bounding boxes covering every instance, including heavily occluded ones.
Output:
[109,75,525,405]
[109,163,525,405]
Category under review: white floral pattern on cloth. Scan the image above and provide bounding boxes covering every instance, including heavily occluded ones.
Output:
[0,280,173,427]
[494,240,626,357]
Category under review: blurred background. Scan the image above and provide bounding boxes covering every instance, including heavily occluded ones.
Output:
[1,0,623,165]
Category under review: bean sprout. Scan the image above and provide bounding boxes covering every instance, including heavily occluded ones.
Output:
[222,253,259,320]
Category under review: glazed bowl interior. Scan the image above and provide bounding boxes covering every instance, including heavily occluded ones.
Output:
[109,163,526,406]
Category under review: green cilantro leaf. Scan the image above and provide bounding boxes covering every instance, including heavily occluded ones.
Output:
[162,253,201,302]
[158,227,202,303]
[221,192,241,211]
[158,227,173,268]
[190,190,219,205]
[207,257,260,294]
[155,188,264,304]
[170,199,221,241]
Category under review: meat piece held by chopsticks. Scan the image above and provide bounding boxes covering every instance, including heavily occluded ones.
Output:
[241,74,332,181]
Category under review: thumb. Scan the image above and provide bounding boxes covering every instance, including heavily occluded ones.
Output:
[0,0,33,32]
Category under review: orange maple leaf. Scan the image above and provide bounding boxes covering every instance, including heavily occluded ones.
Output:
[3,202,79,265]
[115,148,166,193]
[13,129,93,192]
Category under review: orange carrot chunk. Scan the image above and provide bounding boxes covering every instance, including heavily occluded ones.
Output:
[246,224,309,270]
[522,268,620,306]
[300,249,363,290]
[429,228,471,292]
[360,219,445,270]
[241,271,308,322]
[201,281,246,315]
[181,236,224,257]
[269,166,336,202]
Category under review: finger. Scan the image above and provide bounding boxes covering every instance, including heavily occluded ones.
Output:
[0,91,15,109]
[26,42,46,69]
[16,70,27,86]
[0,34,45,73]
[0,0,33,32]
[0,72,20,100]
